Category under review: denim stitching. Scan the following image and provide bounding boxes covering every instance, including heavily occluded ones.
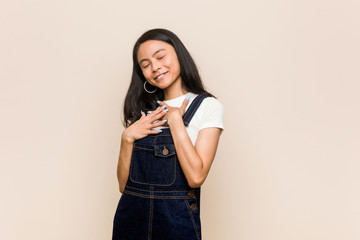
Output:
[183,94,207,124]
[134,146,153,151]
[184,200,200,240]
[148,198,153,240]
[182,94,204,121]
[184,95,208,127]
[129,153,177,186]
[154,144,176,157]
[124,190,194,199]
[126,185,190,193]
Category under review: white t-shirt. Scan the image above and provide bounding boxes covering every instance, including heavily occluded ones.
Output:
[153,92,224,145]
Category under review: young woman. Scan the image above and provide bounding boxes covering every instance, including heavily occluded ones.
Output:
[113,28,224,240]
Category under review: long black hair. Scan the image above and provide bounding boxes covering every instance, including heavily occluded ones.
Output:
[123,28,214,127]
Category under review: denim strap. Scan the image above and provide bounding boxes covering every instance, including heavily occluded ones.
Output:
[182,94,210,126]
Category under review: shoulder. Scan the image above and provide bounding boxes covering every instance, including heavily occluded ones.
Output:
[198,96,224,115]
[202,96,223,109]
[196,96,224,130]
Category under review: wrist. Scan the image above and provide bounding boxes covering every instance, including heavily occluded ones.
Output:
[167,112,184,127]
[122,129,135,144]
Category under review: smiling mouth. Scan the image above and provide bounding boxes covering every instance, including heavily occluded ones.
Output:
[154,71,168,80]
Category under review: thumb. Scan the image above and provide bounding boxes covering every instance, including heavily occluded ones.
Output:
[180,95,190,112]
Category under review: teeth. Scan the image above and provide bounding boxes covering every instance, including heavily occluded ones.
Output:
[155,73,164,80]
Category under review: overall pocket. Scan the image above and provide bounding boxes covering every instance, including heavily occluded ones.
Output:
[130,144,176,186]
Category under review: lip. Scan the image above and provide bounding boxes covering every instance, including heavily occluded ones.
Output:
[154,71,168,80]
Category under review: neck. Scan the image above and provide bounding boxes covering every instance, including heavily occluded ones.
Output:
[163,76,188,100]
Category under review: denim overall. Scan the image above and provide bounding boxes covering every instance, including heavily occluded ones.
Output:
[113,94,210,240]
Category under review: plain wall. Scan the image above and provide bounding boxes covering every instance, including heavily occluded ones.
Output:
[1,0,359,239]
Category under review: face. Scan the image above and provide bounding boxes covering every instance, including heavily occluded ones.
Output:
[137,40,182,90]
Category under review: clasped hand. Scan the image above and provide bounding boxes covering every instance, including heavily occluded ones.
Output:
[122,98,190,143]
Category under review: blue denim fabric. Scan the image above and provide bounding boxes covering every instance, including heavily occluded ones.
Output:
[113,94,210,240]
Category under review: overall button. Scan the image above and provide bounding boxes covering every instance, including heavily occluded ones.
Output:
[162,146,169,156]
[190,204,197,210]
[188,190,196,198]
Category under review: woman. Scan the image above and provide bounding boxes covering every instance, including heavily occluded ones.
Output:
[113,28,224,240]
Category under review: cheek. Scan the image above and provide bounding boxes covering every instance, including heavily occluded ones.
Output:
[172,61,181,73]
[171,56,180,69]
[166,58,179,71]
[141,68,151,79]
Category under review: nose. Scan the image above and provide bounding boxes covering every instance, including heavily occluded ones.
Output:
[152,63,161,72]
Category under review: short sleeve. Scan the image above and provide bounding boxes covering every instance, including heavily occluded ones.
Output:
[198,97,224,130]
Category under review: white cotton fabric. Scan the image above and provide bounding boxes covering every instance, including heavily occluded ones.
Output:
[153,92,224,146]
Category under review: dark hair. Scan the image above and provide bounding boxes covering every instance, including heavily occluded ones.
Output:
[123,28,214,127]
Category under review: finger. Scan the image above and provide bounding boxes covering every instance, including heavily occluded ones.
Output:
[156,100,166,107]
[151,119,167,128]
[144,107,161,119]
[180,96,190,112]
[149,129,162,135]
[154,105,167,113]
[148,106,167,121]
[140,110,145,119]
[156,104,168,112]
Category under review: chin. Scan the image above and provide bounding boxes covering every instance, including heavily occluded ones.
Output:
[154,81,172,89]
[156,84,170,90]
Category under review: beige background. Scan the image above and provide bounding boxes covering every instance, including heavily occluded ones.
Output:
[1,0,359,239]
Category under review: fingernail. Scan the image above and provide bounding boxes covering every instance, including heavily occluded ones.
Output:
[161,105,166,109]
[153,120,159,123]
[156,100,161,104]
[163,109,169,113]
[147,111,152,114]
[162,119,167,123]
[157,129,162,133]
[141,110,144,115]
[186,96,190,101]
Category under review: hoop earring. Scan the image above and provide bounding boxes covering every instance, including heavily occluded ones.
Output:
[144,81,157,94]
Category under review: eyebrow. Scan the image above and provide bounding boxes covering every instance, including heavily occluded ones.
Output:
[139,48,166,65]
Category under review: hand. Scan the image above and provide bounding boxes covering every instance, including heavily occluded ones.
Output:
[156,96,190,124]
[122,107,168,143]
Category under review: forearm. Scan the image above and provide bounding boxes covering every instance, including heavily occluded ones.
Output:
[117,132,134,193]
[168,115,205,188]
[115,107,169,193]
